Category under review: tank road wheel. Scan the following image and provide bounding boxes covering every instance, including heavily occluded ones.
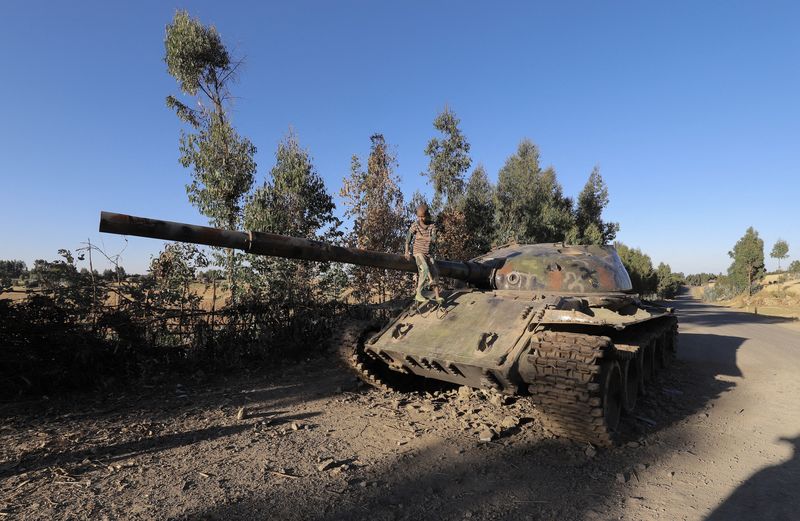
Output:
[658,334,673,368]
[621,358,639,413]
[641,339,656,384]
[601,361,623,433]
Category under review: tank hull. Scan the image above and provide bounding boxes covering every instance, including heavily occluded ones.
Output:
[358,289,677,446]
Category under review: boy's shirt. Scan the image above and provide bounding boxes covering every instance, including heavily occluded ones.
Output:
[407,221,437,255]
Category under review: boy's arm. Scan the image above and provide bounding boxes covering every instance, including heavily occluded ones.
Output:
[404,226,413,257]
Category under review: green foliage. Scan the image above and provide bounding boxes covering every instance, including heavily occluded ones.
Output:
[701,274,741,302]
[770,238,789,270]
[614,242,658,295]
[243,131,341,308]
[685,273,717,286]
[0,260,26,290]
[566,166,619,245]
[165,10,257,301]
[340,134,409,303]
[179,120,257,228]
[495,140,574,244]
[656,262,682,299]
[462,165,497,257]
[728,227,765,296]
[245,132,337,239]
[789,260,800,273]
[164,11,230,99]
[423,106,472,208]
[148,243,208,309]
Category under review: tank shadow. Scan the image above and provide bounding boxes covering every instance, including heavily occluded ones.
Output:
[615,331,741,442]
[671,295,798,327]
[704,435,800,521]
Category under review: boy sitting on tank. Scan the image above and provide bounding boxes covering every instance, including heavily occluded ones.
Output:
[404,204,444,305]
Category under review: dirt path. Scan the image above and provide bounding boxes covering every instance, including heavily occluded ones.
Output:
[1,296,798,520]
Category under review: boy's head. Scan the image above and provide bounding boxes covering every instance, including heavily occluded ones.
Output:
[415,204,430,222]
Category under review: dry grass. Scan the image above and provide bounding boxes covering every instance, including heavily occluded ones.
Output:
[716,273,800,320]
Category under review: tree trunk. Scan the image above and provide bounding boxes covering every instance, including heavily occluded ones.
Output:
[227,247,236,304]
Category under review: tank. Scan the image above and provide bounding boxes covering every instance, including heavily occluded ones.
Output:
[99,211,678,447]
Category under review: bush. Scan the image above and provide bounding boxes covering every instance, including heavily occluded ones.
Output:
[0,246,371,399]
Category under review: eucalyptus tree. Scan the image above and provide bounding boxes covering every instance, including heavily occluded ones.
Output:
[164,10,257,301]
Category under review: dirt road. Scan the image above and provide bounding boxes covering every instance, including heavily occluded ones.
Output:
[1,296,799,520]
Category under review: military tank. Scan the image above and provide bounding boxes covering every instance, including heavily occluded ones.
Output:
[99,211,677,447]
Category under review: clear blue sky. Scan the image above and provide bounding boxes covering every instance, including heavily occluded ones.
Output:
[1,1,798,274]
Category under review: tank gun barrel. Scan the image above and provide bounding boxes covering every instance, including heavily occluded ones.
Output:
[98,211,492,286]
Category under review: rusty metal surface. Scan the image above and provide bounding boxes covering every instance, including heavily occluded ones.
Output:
[476,243,633,293]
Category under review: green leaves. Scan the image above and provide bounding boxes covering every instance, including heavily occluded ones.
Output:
[164,10,230,96]
[423,107,472,207]
[570,167,619,245]
[495,140,574,244]
[244,131,337,240]
[165,10,254,302]
[770,239,789,269]
[462,165,495,257]
[615,242,658,296]
[728,227,765,295]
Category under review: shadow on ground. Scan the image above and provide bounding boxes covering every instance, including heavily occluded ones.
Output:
[169,303,743,520]
[705,435,800,521]
[672,295,798,328]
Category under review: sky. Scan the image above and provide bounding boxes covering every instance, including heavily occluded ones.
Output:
[1,1,799,274]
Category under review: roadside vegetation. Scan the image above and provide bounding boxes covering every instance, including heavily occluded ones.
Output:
[683,231,800,319]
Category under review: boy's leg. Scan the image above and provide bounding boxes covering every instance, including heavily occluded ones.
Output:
[425,256,444,303]
[413,253,430,302]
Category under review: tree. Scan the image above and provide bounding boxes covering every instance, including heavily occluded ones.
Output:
[422,106,472,209]
[0,260,27,289]
[656,262,681,299]
[164,10,257,302]
[566,166,619,245]
[340,134,408,304]
[245,131,337,240]
[770,239,789,270]
[728,227,765,296]
[243,132,339,302]
[615,242,658,295]
[436,207,472,262]
[789,260,800,274]
[462,165,496,257]
[495,139,573,244]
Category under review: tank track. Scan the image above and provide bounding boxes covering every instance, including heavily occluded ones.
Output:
[332,321,418,392]
[524,316,678,447]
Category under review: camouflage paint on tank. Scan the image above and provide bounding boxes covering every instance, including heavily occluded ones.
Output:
[474,243,633,293]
